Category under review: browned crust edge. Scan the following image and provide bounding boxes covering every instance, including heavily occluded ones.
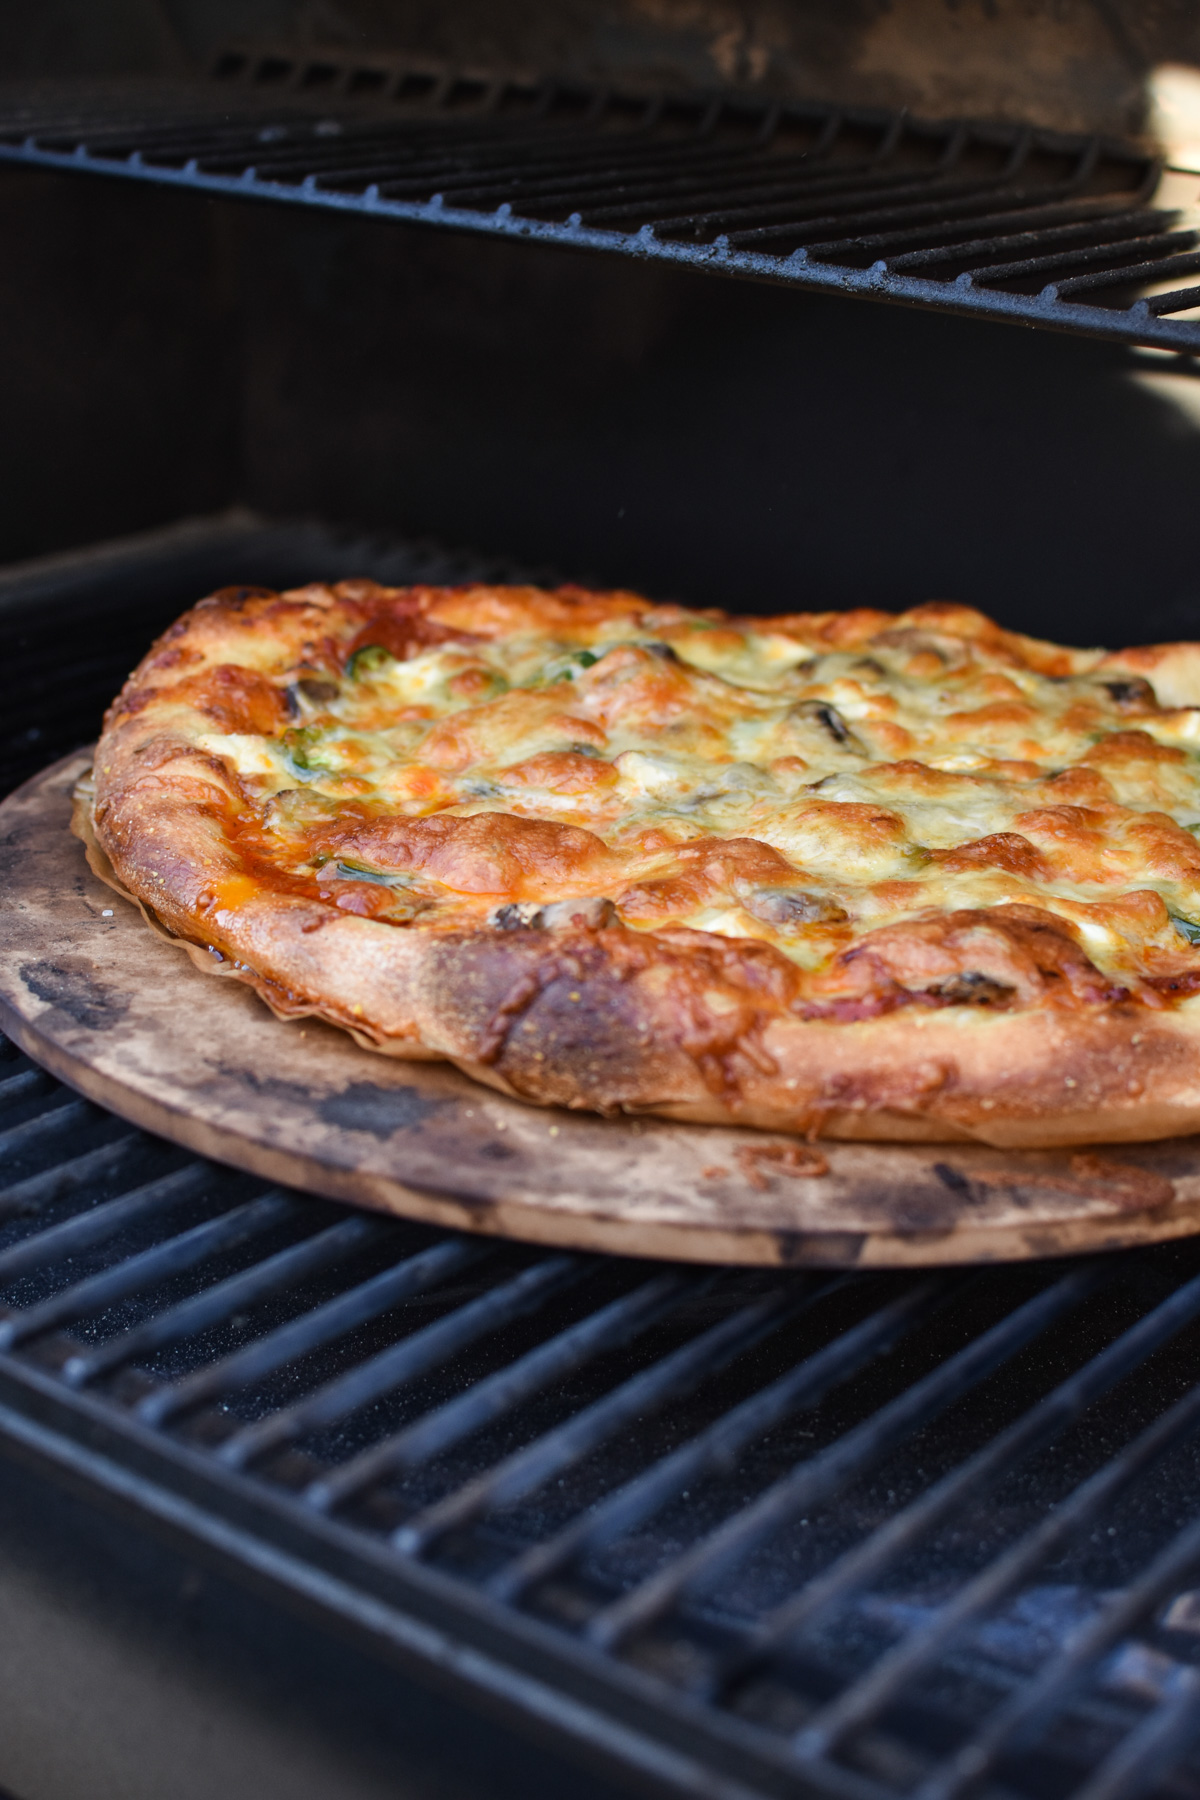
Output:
[75,767,1200,1150]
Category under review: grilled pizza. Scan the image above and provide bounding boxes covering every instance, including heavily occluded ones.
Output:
[81,579,1200,1147]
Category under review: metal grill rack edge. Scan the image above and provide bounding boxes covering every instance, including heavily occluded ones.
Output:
[1,48,1199,354]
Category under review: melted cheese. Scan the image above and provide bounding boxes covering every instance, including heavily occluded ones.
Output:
[168,587,1200,991]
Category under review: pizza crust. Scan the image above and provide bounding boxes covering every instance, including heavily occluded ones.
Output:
[74,775,1200,1150]
[82,581,1200,1148]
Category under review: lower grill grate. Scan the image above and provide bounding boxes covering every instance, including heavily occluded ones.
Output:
[1,52,1198,352]
[3,1030,1200,1799]
[4,513,1200,1797]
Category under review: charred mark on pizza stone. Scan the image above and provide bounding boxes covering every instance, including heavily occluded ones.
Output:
[878,1183,966,1235]
[19,960,129,1032]
[930,1156,1175,1214]
[317,1081,447,1138]
[214,1068,326,1110]
[774,1230,866,1266]
[215,1067,447,1137]
[476,1139,518,1161]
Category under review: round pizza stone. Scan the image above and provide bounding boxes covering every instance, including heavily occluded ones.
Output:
[2,753,1200,1267]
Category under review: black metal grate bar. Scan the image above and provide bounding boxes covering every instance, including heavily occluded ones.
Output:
[218,1252,584,1470]
[2,60,1197,351]
[0,1068,44,1106]
[0,1160,213,1283]
[0,1189,297,1350]
[724,177,1122,253]
[848,206,1166,273]
[0,1135,143,1217]
[60,1212,382,1386]
[913,1478,1200,1799]
[586,1269,1093,1652]
[711,1255,1188,1699]
[609,158,1053,238]
[790,1269,1200,1763]
[390,1275,847,1556]
[1074,1668,1200,1800]
[303,1269,690,1511]
[0,1096,93,1160]
[134,1234,487,1425]
[486,1275,908,1604]
[4,1024,1200,1799]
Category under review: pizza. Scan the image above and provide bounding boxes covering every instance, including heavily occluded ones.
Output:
[79,579,1200,1148]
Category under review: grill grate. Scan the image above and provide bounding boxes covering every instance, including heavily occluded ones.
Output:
[0,49,1199,352]
[5,1038,1200,1798]
[5,515,1200,1796]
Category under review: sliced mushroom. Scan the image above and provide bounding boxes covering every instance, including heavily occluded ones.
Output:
[542,896,618,929]
[285,675,341,717]
[744,888,848,927]
[491,897,617,931]
[1100,676,1157,711]
[788,700,868,756]
[925,971,1015,1006]
[491,902,545,930]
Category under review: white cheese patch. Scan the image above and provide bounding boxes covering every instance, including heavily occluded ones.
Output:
[182,601,1200,986]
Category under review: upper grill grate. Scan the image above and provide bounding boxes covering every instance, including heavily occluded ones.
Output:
[0,50,1198,353]
[3,1024,1200,1800]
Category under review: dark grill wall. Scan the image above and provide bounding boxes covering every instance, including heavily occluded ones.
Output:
[0,168,239,562]
[2,162,1200,645]
[6,1,1200,137]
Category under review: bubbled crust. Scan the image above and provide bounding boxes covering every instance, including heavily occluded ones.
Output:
[87,581,1200,1147]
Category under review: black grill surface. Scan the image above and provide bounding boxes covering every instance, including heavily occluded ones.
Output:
[1,48,1199,353]
[4,1032,1200,1800]
[5,514,1200,1798]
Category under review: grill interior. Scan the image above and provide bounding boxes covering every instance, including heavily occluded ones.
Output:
[5,518,1200,1800]
[2,47,1198,353]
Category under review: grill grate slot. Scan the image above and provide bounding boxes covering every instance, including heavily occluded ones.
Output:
[1,60,1197,351]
